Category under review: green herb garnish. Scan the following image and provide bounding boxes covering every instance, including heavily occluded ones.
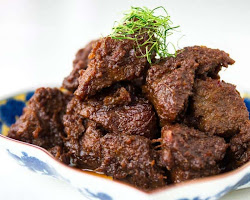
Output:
[110,6,179,64]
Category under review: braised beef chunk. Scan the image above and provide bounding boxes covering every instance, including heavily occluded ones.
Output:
[64,118,103,169]
[143,46,235,126]
[78,120,103,169]
[48,145,70,164]
[8,88,70,149]
[143,59,197,125]
[176,46,235,79]
[98,133,165,190]
[187,78,249,137]
[63,97,101,169]
[71,84,158,139]
[170,166,221,183]
[74,37,148,99]
[229,122,250,169]
[64,122,165,190]
[63,40,97,92]
[159,124,228,183]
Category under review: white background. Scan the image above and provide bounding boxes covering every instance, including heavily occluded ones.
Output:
[0,0,249,199]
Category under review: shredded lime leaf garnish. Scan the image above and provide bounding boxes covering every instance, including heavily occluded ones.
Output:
[110,6,179,64]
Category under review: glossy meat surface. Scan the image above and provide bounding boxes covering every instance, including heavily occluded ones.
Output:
[159,124,228,183]
[98,133,165,190]
[70,84,158,139]
[63,40,97,92]
[75,37,148,99]
[64,119,103,169]
[143,46,235,125]
[63,115,164,190]
[48,145,70,164]
[176,46,235,78]
[188,78,249,137]
[8,87,70,149]
[229,121,250,168]
[143,59,197,125]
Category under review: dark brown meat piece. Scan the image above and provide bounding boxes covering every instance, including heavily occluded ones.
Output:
[63,97,164,190]
[143,59,197,125]
[48,145,70,164]
[64,120,165,190]
[187,78,249,137]
[143,46,234,125]
[97,133,165,190]
[159,124,228,183]
[176,46,235,79]
[63,90,102,169]
[75,37,148,99]
[229,121,250,169]
[64,117,103,169]
[8,88,70,149]
[71,84,157,139]
[78,120,103,169]
[62,40,97,92]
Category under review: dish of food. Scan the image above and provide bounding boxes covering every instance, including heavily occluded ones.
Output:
[1,91,250,200]
[0,6,249,198]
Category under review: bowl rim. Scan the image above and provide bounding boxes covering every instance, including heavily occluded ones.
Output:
[1,134,250,195]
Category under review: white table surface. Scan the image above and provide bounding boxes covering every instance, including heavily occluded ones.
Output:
[0,0,249,199]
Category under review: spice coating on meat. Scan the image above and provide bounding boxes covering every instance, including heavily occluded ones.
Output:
[64,118,103,169]
[63,95,102,169]
[8,88,70,149]
[229,122,250,169]
[48,145,70,164]
[64,125,165,190]
[72,84,158,139]
[143,46,235,126]
[63,40,97,92]
[63,96,164,189]
[176,46,235,78]
[187,78,249,137]
[98,133,165,190]
[159,124,228,183]
[74,37,148,99]
[143,59,197,125]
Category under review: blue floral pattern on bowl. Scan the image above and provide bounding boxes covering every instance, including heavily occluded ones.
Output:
[6,149,113,200]
[177,172,250,200]
[0,91,34,136]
